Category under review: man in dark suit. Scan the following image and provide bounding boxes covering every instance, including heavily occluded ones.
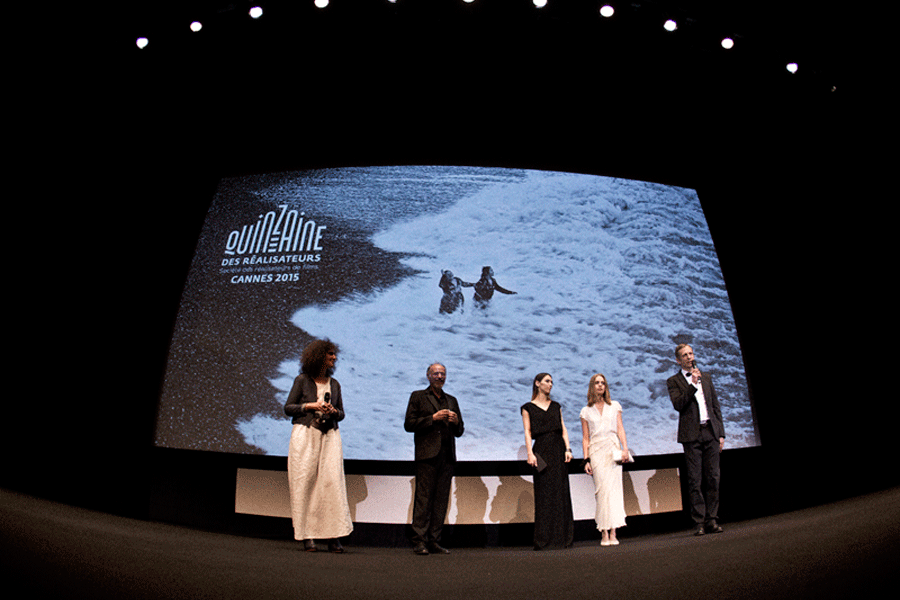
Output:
[404,363,465,555]
[667,344,726,536]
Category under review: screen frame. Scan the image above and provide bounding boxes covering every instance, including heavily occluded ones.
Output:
[151,164,759,464]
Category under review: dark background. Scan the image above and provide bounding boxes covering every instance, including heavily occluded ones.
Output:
[7,1,891,529]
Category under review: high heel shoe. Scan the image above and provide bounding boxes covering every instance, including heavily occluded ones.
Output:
[328,540,344,553]
[304,540,317,552]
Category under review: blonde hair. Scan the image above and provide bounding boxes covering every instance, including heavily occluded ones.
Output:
[587,373,612,407]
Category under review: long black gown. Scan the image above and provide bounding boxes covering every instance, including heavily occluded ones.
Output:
[522,401,574,549]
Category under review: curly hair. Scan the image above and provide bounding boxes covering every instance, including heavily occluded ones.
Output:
[587,373,611,407]
[300,339,339,377]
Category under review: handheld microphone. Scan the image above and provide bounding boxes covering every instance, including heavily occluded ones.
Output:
[318,392,332,423]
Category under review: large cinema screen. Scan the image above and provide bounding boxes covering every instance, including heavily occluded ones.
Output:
[155,165,757,461]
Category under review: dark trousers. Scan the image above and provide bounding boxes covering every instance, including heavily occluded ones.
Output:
[682,422,721,525]
[411,446,454,545]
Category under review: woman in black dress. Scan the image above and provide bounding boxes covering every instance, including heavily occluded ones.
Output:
[521,372,574,550]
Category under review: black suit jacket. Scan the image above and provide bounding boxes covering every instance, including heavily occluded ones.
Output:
[404,386,464,461]
[667,370,725,444]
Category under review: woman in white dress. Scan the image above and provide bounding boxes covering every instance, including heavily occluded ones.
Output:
[579,373,631,545]
[284,339,353,553]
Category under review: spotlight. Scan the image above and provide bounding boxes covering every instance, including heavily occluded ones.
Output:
[721,37,734,49]
[533,0,548,8]
[314,0,329,7]
[136,37,149,50]
[786,63,799,74]
[249,6,263,18]
[600,5,614,18]
[190,21,202,33]
[664,19,677,32]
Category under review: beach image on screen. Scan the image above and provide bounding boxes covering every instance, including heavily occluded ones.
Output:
[155,166,756,461]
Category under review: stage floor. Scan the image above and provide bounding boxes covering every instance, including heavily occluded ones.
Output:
[3,486,897,600]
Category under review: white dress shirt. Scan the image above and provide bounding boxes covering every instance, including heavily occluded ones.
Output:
[683,370,709,424]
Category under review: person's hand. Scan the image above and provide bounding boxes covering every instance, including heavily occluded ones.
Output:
[690,368,701,385]
[447,411,459,424]
[719,437,725,452]
[433,409,453,422]
[526,453,537,468]
[564,449,572,463]
[584,461,593,476]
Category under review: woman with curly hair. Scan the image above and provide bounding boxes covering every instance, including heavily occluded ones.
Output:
[284,339,353,553]
[579,373,631,546]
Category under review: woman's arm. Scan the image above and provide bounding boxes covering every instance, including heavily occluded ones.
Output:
[561,412,572,463]
[616,409,630,461]
[284,376,311,417]
[581,418,593,475]
[325,380,345,422]
[522,408,537,468]
[493,279,516,295]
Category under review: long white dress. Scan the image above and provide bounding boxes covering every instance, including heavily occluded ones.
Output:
[579,401,627,531]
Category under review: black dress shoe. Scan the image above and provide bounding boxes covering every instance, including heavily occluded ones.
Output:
[427,543,450,554]
[304,540,318,552]
[693,524,706,536]
[706,522,724,534]
[413,543,429,555]
[328,540,345,553]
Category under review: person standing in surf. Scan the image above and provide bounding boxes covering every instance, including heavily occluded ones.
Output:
[438,269,474,314]
[473,266,516,309]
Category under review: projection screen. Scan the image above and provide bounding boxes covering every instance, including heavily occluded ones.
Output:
[155,165,757,461]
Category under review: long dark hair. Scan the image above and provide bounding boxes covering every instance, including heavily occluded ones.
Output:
[531,372,552,400]
[300,339,339,377]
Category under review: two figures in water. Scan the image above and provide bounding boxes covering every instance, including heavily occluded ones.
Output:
[439,266,516,314]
